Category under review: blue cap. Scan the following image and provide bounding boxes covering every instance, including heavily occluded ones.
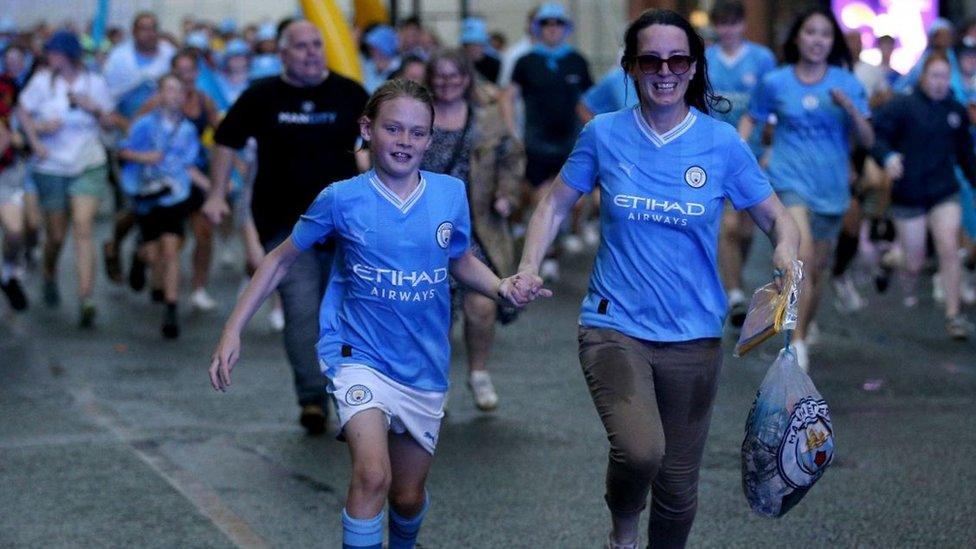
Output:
[44,30,82,62]
[250,55,282,79]
[0,17,15,34]
[364,25,398,58]
[256,22,277,43]
[928,17,953,37]
[532,3,574,37]
[185,30,210,51]
[223,38,250,59]
[218,18,237,35]
[460,17,489,45]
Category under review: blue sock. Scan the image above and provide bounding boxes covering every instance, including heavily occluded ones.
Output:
[342,508,384,549]
[388,494,429,549]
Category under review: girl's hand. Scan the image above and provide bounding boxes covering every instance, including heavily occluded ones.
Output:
[209,331,241,392]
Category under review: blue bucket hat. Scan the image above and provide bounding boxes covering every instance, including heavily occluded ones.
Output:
[185,30,210,51]
[218,18,237,35]
[460,17,489,46]
[364,25,399,58]
[531,3,574,37]
[256,22,277,43]
[44,30,82,62]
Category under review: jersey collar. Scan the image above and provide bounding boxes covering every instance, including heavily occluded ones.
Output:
[369,172,427,214]
[632,107,697,148]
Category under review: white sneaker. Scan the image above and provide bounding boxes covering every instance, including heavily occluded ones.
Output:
[582,222,601,247]
[468,370,499,411]
[933,272,945,303]
[190,288,217,312]
[562,234,585,254]
[219,248,237,270]
[540,258,560,282]
[961,273,976,306]
[792,340,809,373]
[806,321,821,347]
[832,275,866,313]
[268,306,285,332]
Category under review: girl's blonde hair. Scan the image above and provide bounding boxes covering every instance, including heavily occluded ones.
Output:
[361,78,435,130]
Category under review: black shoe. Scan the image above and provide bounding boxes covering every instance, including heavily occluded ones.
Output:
[1,278,28,311]
[151,288,165,303]
[79,300,96,329]
[129,253,146,292]
[102,240,123,284]
[299,404,326,435]
[162,304,179,339]
[729,300,748,328]
[874,266,892,294]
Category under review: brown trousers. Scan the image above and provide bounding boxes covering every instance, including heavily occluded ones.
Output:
[578,326,723,549]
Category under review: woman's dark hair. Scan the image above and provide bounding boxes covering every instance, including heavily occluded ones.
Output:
[620,9,727,114]
[361,78,436,132]
[782,7,853,69]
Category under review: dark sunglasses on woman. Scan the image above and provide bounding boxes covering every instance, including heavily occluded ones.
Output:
[631,54,695,75]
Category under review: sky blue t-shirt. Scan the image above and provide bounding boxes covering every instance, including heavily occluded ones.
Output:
[120,110,199,212]
[291,170,471,392]
[705,41,776,156]
[560,107,772,342]
[750,65,869,215]
[581,67,639,116]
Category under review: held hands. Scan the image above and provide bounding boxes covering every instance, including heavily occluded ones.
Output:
[494,197,513,218]
[884,153,904,180]
[497,272,553,307]
[202,195,230,225]
[209,330,241,392]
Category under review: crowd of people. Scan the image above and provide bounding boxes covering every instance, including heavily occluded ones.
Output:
[3,2,976,548]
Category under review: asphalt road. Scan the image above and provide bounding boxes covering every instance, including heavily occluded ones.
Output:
[1,224,974,548]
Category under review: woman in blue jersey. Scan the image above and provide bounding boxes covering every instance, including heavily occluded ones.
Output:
[516,10,799,549]
[208,79,546,549]
[740,7,874,371]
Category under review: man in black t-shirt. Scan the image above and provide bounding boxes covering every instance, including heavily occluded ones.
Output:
[204,20,368,435]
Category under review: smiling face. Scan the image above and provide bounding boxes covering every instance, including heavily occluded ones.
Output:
[361,96,433,182]
[159,76,185,112]
[629,24,696,111]
[430,58,470,104]
[796,13,834,65]
[280,21,326,85]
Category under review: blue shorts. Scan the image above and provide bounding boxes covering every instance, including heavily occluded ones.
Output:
[777,189,844,243]
[888,193,959,220]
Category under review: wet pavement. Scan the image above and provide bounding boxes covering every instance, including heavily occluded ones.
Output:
[1,224,974,548]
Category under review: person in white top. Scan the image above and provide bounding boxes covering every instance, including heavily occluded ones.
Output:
[18,30,115,327]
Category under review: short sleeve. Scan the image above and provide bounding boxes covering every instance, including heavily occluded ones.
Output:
[291,185,337,251]
[17,73,44,113]
[725,137,773,210]
[448,186,472,259]
[214,85,259,150]
[90,75,116,112]
[748,73,774,122]
[582,72,619,115]
[559,120,599,194]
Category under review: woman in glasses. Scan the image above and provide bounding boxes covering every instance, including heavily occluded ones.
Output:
[515,9,799,548]
[421,49,525,412]
[741,7,874,371]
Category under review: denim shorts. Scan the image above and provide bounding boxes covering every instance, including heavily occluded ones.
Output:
[888,193,959,220]
[777,189,844,243]
[0,161,25,206]
[33,164,109,211]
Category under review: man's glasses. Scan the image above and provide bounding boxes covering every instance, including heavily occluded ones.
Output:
[631,54,695,75]
[540,18,566,27]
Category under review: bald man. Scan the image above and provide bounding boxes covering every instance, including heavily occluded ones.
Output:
[205,20,369,434]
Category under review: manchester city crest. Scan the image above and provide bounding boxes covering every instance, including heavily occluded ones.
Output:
[777,397,834,489]
[684,166,707,188]
[948,111,962,129]
[436,221,454,249]
[345,384,373,406]
[301,100,315,113]
[801,94,819,110]
[742,72,756,86]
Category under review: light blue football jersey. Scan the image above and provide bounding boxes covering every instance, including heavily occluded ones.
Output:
[291,170,471,392]
[582,67,640,116]
[750,65,869,215]
[560,107,772,342]
[705,41,776,156]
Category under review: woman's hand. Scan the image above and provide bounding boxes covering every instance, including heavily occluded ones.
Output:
[884,153,904,180]
[36,118,63,135]
[209,330,241,392]
[498,272,552,307]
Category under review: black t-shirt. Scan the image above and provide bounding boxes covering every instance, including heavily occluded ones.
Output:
[474,55,501,84]
[215,73,368,243]
[512,51,592,156]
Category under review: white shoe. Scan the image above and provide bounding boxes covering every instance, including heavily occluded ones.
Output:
[540,258,560,282]
[903,295,919,308]
[792,340,809,373]
[268,307,285,332]
[220,248,237,270]
[961,274,976,306]
[604,533,639,549]
[832,275,866,313]
[562,234,584,254]
[468,370,498,411]
[190,288,217,312]
[806,321,821,347]
[582,222,601,247]
[933,272,945,303]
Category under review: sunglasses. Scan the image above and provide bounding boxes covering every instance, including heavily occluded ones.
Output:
[632,54,695,75]
[540,18,567,27]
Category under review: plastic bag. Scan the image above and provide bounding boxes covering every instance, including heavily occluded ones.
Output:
[741,347,835,517]
[733,260,803,357]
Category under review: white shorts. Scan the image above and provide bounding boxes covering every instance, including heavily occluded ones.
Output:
[327,363,446,455]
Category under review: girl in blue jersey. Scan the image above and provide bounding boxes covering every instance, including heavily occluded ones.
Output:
[740,7,874,371]
[516,10,799,549]
[208,79,545,549]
